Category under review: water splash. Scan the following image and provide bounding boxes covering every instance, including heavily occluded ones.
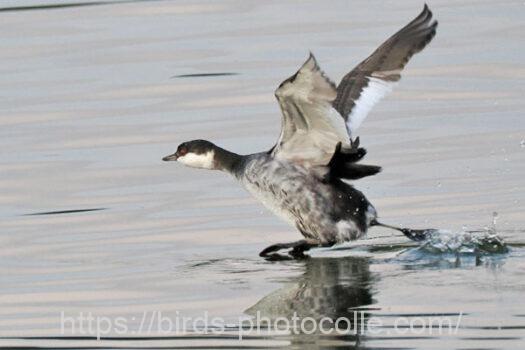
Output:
[420,228,508,254]
[414,211,508,254]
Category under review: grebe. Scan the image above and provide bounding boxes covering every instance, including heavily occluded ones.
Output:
[163,5,437,258]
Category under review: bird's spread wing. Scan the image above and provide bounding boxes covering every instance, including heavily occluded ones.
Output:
[270,5,437,173]
[332,4,438,137]
[271,53,350,167]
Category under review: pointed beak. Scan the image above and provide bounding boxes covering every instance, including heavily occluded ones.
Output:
[162,152,179,162]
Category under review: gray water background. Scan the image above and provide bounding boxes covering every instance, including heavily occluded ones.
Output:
[1,0,524,349]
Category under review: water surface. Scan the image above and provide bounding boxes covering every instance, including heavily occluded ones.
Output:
[1,0,524,349]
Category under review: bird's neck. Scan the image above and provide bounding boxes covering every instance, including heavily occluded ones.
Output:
[213,146,243,174]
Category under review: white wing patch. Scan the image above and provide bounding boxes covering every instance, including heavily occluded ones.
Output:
[334,5,437,137]
[346,77,395,135]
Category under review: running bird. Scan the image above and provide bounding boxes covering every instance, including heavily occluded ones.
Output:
[163,6,438,259]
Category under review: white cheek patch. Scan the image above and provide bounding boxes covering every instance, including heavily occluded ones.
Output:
[177,151,215,169]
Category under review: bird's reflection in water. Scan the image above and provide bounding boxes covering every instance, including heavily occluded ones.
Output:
[245,256,377,348]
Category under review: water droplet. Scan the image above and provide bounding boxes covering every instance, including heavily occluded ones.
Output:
[492,211,499,229]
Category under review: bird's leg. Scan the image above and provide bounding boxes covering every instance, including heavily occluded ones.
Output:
[289,240,335,258]
[370,220,433,242]
[259,239,321,259]
[289,241,313,259]
[259,240,308,257]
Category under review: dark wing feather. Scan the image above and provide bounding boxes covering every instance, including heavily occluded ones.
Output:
[327,141,381,180]
[333,4,438,137]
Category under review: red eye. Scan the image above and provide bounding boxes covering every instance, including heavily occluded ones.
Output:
[178,147,188,156]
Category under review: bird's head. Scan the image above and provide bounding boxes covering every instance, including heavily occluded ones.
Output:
[162,140,218,170]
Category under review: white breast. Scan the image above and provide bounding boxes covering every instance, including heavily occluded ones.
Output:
[242,179,297,226]
[240,157,301,227]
